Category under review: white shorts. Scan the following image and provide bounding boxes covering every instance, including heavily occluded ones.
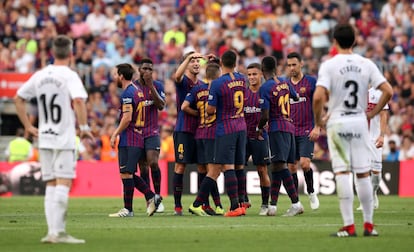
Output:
[39,149,77,181]
[370,139,383,172]
[326,116,371,174]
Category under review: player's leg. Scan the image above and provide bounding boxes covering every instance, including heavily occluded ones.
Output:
[235,131,248,209]
[39,149,57,242]
[145,136,162,195]
[173,132,196,215]
[250,138,271,214]
[205,139,223,214]
[51,149,85,243]
[298,136,319,210]
[328,120,356,237]
[371,145,383,209]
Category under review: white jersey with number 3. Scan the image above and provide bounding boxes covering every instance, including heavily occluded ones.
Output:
[316,54,386,121]
[17,65,87,150]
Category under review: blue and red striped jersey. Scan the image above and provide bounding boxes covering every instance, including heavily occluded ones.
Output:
[175,75,204,134]
[133,80,165,138]
[118,83,144,148]
[259,78,295,134]
[244,88,264,139]
[208,72,247,137]
[288,75,316,136]
[185,83,216,139]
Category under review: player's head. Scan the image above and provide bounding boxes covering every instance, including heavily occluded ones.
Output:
[205,62,221,82]
[114,63,135,87]
[138,58,154,79]
[221,50,237,69]
[52,35,73,60]
[286,52,303,79]
[333,23,355,50]
[261,56,277,77]
[246,63,262,87]
[183,51,201,75]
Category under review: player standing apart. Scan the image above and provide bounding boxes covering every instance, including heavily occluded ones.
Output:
[134,58,166,212]
[15,35,92,244]
[286,52,320,210]
[258,56,304,217]
[313,23,392,237]
[108,63,161,218]
[207,50,247,217]
[244,63,271,215]
[356,87,389,210]
[173,52,204,215]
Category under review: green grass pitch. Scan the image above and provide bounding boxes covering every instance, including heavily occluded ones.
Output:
[1,195,413,252]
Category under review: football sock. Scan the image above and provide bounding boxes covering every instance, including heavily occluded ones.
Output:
[292,172,299,192]
[280,169,299,203]
[198,172,206,190]
[211,180,222,208]
[140,168,150,187]
[304,168,315,194]
[53,185,69,234]
[151,168,161,195]
[133,175,154,201]
[194,177,214,207]
[270,171,282,205]
[173,172,183,208]
[122,178,135,212]
[356,176,374,224]
[371,172,381,195]
[261,186,270,206]
[224,170,239,210]
[44,185,55,235]
[235,169,247,203]
[336,173,354,226]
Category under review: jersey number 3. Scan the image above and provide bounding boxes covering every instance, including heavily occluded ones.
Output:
[344,80,358,108]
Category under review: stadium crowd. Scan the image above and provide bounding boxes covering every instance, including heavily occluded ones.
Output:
[1,0,414,162]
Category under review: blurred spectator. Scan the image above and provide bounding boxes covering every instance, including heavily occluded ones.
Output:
[86,4,107,37]
[14,42,35,73]
[159,125,174,162]
[48,0,68,19]
[55,13,71,35]
[309,11,330,61]
[399,136,414,161]
[385,140,400,162]
[98,124,118,162]
[141,4,162,33]
[4,128,33,163]
[70,12,92,39]
[16,6,37,31]
[1,24,18,48]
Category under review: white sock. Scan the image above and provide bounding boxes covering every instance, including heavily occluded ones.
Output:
[53,185,70,235]
[336,174,354,226]
[44,186,55,236]
[371,173,381,195]
[355,176,373,224]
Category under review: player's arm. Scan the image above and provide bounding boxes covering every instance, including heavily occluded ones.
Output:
[207,81,217,116]
[14,95,38,137]
[367,82,393,120]
[73,97,94,139]
[313,86,329,128]
[150,83,165,110]
[375,109,388,148]
[174,52,202,83]
[181,100,199,117]
[111,104,132,148]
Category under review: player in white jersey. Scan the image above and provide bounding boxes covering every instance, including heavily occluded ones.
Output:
[15,35,93,244]
[357,87,389,210]
[313,24,392,237]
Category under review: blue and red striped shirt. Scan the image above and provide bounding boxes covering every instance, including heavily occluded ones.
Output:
[118,83,144,148]
[288,75,316,136]
[133,80,165,138]
[259,78,295,134]
[185,83,216,139]
[244,88,265,139]
[208,72,247,137]
[175,75,203,134]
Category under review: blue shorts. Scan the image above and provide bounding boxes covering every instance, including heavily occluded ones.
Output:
[196,139,215,165]
[118,146,144,174]
[214,131,246,165]
[144,135,161,152]
[246,137,270,166]
[173,131,197,164]
[295,135,314,160]
[269,131,295,164]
